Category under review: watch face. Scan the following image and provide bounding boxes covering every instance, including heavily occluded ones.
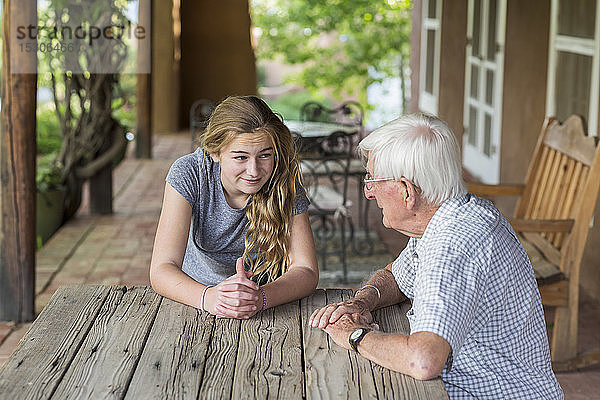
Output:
[350,328,365,341]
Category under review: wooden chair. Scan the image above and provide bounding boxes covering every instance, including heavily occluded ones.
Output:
[469,115,600,371]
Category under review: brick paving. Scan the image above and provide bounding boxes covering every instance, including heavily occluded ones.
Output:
[0,132,599,398]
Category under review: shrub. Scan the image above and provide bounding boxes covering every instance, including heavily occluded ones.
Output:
[37,106,62,156]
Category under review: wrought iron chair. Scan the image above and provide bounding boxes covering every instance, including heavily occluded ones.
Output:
[300,101,364,129]
[189,99,214,151]
[300,130,354,281]
[299,101,374,257]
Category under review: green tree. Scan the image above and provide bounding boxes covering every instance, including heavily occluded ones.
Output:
[251,0,411,109]
[38,0,132,218]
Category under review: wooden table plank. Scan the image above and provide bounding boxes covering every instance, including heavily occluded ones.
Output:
[301,289,375,399]
[372,302,449,400]
[339,289,383,400]
[0,285,111,399]
[124,297,215,399]
[198,317,241,399]
[51,286,161,399]
[0,285,448,399]
[301,289,448,400]
[232,301,304,399]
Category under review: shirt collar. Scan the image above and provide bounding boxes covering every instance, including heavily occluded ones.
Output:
[416,193,471,249]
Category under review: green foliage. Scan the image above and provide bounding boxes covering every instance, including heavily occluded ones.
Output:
[36,153,64,192]
[263,90,331,121]
[251,0,411,105]
[112,73,137,130]
[37,106,62,155]
[257,64,268,87]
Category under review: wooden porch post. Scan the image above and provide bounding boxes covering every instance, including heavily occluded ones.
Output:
[0,0,38,322]
[136,0,153,159]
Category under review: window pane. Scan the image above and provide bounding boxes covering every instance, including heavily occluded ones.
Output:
[558,0,596,39]
[472,0,482,58]
[428,0,438,19]
[484,114,492,156]
[485,69,494,105]
[470,65,479,99]
[555,51,592,122]
[425,29,436,94]
[468,106,478,146]
[486,0,497,61]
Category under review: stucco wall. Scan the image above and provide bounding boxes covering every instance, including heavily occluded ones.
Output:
[408,0,421,114]
[500,0,550,186]
[152,0,181,133]
[408,0,466,144]
[180,0,257,127]
[438,0,467,145]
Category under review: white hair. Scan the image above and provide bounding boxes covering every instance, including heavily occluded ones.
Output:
[358,113,467,206]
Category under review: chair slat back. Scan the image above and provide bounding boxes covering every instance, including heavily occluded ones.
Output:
[515,115,599,262]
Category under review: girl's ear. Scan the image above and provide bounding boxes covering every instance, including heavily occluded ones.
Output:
[209,152,220,163]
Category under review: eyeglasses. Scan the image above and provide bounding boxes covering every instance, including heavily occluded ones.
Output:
[363,172,396,190]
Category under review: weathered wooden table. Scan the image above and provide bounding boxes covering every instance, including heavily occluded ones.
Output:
[0,286,448,399]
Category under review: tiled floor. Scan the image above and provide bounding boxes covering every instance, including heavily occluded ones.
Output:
[0,133,599,398]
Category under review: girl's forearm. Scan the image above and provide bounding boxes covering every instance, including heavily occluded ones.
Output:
[150,262,206,309]
[260,265,318,309]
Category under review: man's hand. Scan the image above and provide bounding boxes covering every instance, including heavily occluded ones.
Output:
[323,314,379,351]
[204,257,262,319]
[309,298,373,329]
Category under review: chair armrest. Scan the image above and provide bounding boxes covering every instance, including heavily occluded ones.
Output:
[509,218,574,233]
[468,183,525,196]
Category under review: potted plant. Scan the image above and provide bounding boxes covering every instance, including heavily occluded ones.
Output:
[36,153,66,247]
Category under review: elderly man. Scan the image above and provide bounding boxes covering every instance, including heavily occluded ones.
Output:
[309,114,563,399]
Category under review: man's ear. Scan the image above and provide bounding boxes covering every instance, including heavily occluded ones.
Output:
[209,152,220,163]
[400,178,417,209]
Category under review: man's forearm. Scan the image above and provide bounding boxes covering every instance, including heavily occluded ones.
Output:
[355,267,407,311]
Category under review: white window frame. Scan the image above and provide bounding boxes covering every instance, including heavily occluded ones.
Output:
[462,0,506,184]
[546,0,600,136]
[418,0,442,115]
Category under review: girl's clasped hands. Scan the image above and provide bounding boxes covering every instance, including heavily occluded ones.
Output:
[203,258,263,319]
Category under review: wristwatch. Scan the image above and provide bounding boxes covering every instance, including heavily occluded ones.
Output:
[349,327,371,352]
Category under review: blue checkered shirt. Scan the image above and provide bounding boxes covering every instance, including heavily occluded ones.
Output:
[392,194,563,399]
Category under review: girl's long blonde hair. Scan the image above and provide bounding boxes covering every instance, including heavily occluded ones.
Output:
[200,96,301,282]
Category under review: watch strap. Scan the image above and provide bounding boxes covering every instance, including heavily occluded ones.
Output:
[349,328,371,352]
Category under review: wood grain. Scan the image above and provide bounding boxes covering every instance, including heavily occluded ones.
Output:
[232,301,304,399]
[0,0,37,322]
[544,116,596,166]
[373,302,449,400]
[0,286,449,397]
[197,316,241,399]
[124,297,214,399]
[301,289,363,399]
[51,286,161,399]
[0,285,111,399]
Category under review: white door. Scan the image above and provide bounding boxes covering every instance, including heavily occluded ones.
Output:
[463,0,507,183]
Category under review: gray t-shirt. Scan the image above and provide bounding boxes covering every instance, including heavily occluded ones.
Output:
[166,148,310,285]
